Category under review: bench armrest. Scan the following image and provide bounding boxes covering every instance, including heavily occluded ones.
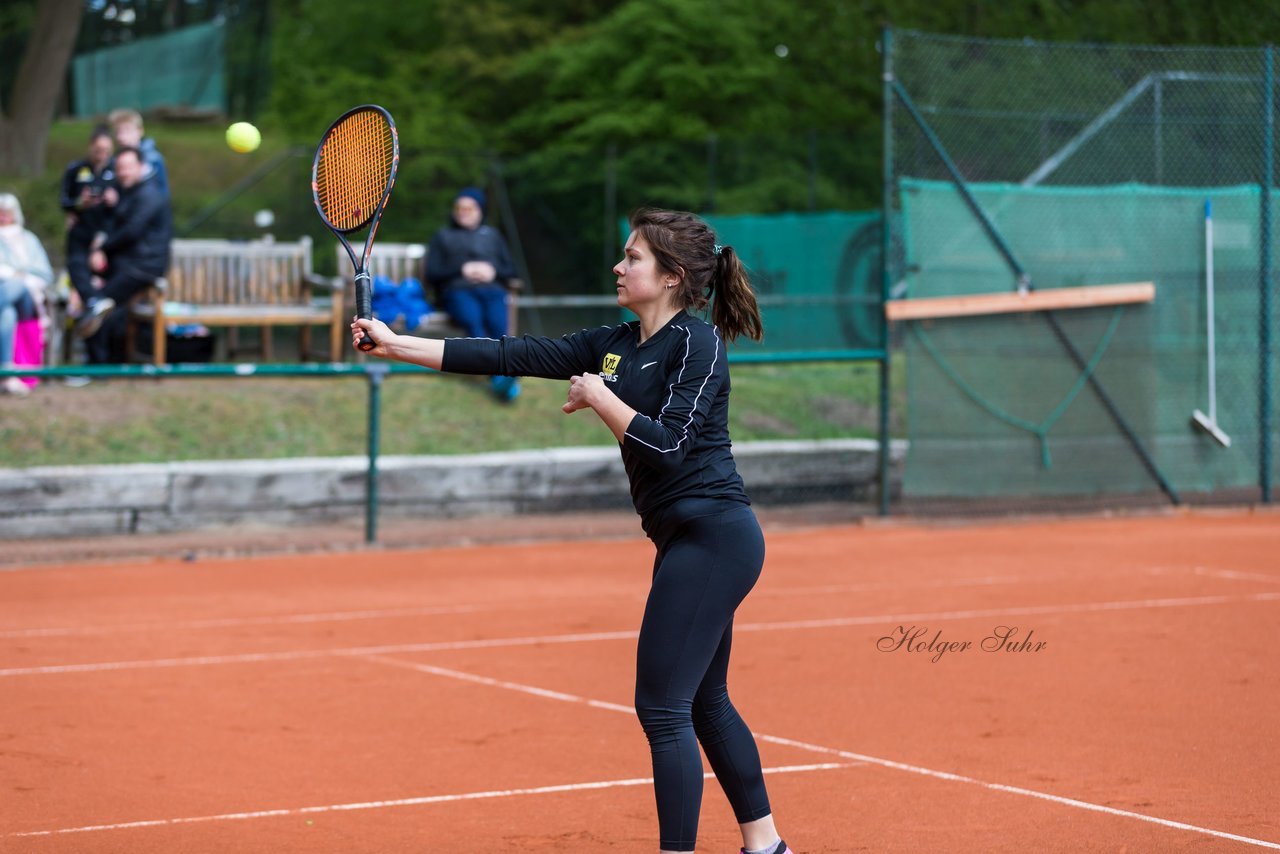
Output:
[303,272,342,293]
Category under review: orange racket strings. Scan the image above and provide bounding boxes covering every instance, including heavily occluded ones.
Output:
[315,110,395,232]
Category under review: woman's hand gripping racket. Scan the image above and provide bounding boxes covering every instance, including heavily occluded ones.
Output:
[312,104,399,352]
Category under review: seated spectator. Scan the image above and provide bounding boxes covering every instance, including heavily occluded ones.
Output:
[59,126,115,311]
[109,108,169,199]
[426,187,521,402]
[0,193,54,396]
[75,146,173,364]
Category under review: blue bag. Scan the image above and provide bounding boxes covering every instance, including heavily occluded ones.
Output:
[397,277,432,331]
[371,274,403,326]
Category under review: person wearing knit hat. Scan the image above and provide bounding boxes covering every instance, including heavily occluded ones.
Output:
[426,186,521,402]
[454,186,486,212]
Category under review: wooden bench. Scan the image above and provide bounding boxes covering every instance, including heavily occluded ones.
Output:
[126,237,344,365]
[334,241,522,338]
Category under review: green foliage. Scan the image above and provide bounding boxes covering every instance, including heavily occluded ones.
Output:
[269,2,479,150]
[502,0,873,164]
[9,0,1280,284]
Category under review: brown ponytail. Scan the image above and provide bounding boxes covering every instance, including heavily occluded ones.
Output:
[709,246,763,343]
[628,208,764,343]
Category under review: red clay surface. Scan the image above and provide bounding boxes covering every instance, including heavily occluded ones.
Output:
[2,510,1278,852]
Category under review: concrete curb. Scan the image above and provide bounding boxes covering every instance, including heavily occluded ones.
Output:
[0,439,907,539]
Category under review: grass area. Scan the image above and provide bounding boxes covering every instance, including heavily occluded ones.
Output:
[1,360,906,467]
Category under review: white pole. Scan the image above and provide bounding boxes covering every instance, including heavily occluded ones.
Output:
[1205,199,1217,423]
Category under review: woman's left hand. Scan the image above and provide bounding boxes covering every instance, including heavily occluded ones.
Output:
[563,373,605,414]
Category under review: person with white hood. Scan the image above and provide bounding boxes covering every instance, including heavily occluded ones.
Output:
[0,193,53,396]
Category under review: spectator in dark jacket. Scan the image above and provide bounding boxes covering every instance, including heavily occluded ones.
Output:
[75,146,173,363]
[59,126,115,306]
[426,187,521,401]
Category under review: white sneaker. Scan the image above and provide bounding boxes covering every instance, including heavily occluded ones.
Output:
[2,376,30,396]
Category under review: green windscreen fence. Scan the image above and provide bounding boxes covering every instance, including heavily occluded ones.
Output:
[887,29,1279,510]
[72,20,226,117]
[901,178,1272,500]
[685,211,884,355]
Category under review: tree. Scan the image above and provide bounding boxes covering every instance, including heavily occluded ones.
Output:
[0,0,84,176]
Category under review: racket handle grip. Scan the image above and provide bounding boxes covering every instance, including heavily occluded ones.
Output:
[355,274,376,352]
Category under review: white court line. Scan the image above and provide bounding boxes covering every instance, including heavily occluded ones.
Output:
[732,591,1280,634]
[3,591,1278,679]
[0,630,637,678]
[0,562,1248,639]
[362,654,1280,851]
[759,574,1029,597]
[764,562,1189,598]
[0,604,487,639]
[362,654,638,715]
[0,577,1023,639]
[1193,567,1280,585]
[0,579,1014,638]
[756,734,1280,851]
[8,762,852,839]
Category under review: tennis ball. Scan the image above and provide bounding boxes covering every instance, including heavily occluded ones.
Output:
[225,122,261,154]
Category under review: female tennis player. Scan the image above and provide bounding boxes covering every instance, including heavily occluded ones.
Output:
[352,208,793,854]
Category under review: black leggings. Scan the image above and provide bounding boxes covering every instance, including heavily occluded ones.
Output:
[635,499,771,851]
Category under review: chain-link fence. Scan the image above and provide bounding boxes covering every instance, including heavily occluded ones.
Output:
[885,27,1278,514]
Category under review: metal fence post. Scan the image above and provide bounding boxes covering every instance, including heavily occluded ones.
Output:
[365,363,389,543]
[1262,45,1275,503]
[878,24,894,517]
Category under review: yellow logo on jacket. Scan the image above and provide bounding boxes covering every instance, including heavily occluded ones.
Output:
[602,353,621,376]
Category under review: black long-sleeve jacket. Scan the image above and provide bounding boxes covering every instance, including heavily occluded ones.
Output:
[101,180,172,279]
[425,222,517,299]
[59,158,115,240]
[442,310,749,527]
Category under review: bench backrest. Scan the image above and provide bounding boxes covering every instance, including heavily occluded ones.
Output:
[334,241,427,289]
[167,237,314,305]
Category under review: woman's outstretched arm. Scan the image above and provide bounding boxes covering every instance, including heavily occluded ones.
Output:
[351,316,444,369]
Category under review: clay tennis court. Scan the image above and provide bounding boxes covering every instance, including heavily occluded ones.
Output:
[2,509,1277,852]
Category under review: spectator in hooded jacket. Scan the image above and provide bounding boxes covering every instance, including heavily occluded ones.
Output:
[426,187,521,402]
[109,108,169,200]
[0,193,54,395]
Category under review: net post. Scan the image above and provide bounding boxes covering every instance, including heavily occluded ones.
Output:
[1261,44,1275,503]
[878,23,894,517]
[365,362,389,544]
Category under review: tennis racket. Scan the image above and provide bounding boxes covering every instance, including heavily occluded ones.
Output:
[311,104,400,352]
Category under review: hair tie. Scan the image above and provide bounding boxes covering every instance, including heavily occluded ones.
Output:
[713,243,723,257]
